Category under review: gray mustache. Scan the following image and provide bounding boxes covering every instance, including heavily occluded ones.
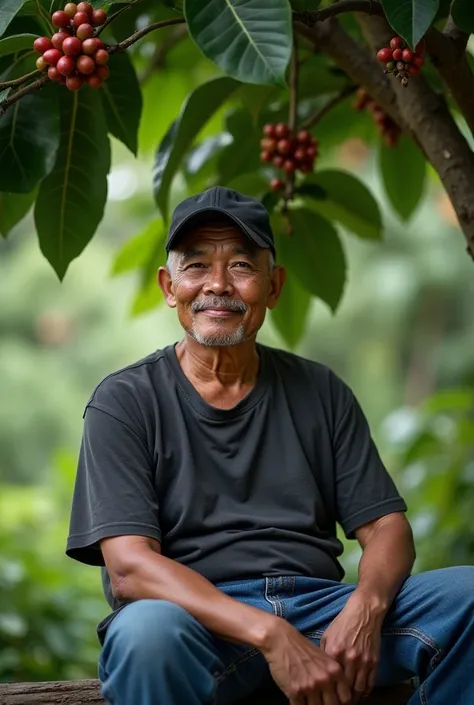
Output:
[191,297,247,313]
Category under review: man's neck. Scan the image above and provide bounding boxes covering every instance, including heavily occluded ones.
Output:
[173,336,260,409]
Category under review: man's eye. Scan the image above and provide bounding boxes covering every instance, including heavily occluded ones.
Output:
[233,261,252,268]
[187,262,205,269]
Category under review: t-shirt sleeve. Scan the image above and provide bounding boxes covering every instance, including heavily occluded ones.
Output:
[331,377,407,539]
[66,396,161,567]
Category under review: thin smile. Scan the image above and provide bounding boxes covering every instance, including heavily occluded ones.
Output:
[198,308,242,317]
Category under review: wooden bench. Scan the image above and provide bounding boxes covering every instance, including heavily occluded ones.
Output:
[0,679,415,704]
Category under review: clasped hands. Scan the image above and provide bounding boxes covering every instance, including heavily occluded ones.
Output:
[262,593,383,705]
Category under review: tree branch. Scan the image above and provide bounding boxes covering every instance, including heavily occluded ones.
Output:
[302,85,357,130]
[425,24,474,137]
[0,69,40,91]
[295,18,404,129]
[357,12,474,259]
[96,0,142,37]
[293,0,383,26]
[284,38,299,210]
[0,74,49,115]
[108,17,186,54]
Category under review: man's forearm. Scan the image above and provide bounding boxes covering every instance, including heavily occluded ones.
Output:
[352,517,416,617]
[111,546,280,650]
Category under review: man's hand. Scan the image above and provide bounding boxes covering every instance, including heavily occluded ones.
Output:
[320,594,383,703]
[260,618,352,705]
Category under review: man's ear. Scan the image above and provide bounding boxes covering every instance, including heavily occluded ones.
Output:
[157,266,176,308]
[266,265,286,310]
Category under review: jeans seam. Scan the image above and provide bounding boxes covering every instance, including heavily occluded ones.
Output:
[264,578,281,618]
[214,647,261,684]
[381,627,443,670]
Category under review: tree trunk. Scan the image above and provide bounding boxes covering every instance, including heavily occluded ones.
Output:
[0,679,415,705]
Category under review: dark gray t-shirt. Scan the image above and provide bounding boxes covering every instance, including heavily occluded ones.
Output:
[66,343,406,628]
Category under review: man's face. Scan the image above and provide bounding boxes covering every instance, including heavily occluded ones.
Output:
[158,223,285,347]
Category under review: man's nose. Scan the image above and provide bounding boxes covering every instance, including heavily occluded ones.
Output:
[202,266,234,296]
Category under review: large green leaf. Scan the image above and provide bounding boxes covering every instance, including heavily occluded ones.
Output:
[0,188,36,237]
[111,218,164,275]
[35,88,111,280]
[271,272,311,349]
[184,0,292,87]
[0,86,59,194]
[101,51,142,155]
[298,170,382,241]
[451,0,474,33]
[380,0,439,50]
[272,208,346,312]
[218,108,260,185]
[0,33,38,56]
[379,136,426,221]
[153,76,240,220]
[0,0,26,37]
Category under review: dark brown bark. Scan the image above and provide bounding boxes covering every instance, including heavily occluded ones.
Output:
[0,679,415,705]
[295,17,474,260]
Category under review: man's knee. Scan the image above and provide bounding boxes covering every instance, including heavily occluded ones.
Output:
[104,599,199,662]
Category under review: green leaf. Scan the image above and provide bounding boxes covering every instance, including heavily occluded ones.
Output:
[101,51,142,155]
[298,170,383,241]
[35,88,111,280]
[153,76,240,220]
[273,208,346,312]
[451,0,474,33]
[291,0,321,9]
[0,0,26,37]
[217,108,260,185]
[271,273,311,348]
[130,231,167,315]
[0,33,38,56]
[380,0,439,49]
[184,0,292,87]
[0,86,59,193]
[0,188,36,237]
[379,136,426,220]
[111,218,164,275]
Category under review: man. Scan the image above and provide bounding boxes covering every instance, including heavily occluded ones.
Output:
[67,187,473,705]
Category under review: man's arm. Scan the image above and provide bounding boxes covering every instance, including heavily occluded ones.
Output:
[353,511,416,615]
[320,512,415,700]
[101,534,352,704]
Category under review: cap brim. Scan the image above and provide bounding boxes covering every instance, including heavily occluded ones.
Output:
[166,206,274,254]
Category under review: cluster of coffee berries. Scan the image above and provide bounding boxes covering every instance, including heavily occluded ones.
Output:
[353,88,401,148]
[33,2,110,91]
[377,37,425,87]
[260,123,319,191]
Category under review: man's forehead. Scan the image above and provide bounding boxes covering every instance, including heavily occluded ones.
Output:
[176,225,256,254]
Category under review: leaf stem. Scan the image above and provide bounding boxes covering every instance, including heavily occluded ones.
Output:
[0,70,40,91]
[0,74,49,116]
[283,36,299,218]
[108,17,186,54]
[301,85,357,130]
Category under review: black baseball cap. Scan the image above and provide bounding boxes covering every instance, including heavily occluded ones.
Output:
[165,187,276,257]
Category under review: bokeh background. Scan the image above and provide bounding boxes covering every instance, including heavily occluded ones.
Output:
[1,39,474,683]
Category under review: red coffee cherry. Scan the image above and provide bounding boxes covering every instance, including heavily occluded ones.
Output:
[96,65,110,80]
[413,55,425,67]
[86,72,104,88]
[94,49,109,65]
[392,48,403,61]
[76,2,93,15]
[270,178,284,192]
[76,55,96,74]
[277,139,292,156]
[390,37,403,50]
[47,66,62,81]
[263,124,276,137]
[33,37,52,54]
[296,130,311,143]
[82,38,100,55]
[260,151,273,163]
[283,160,295,174]
[76,23,94,39]
[51,33,66,50]
[91,9,107,26]
[377,47,392,63]
[273,155,285,168]
[62,36,82,56]
[43,48,63,65]
[402,48,414,62]
[51,10,70,27]
[73,11,90,27]
[66,74,84,91]
[57,55,76,75]
[274,123,290,139]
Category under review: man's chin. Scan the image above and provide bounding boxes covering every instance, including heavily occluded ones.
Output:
[188,325,247,347]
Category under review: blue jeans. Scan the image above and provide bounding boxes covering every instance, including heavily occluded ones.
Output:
[98,567,474,704]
